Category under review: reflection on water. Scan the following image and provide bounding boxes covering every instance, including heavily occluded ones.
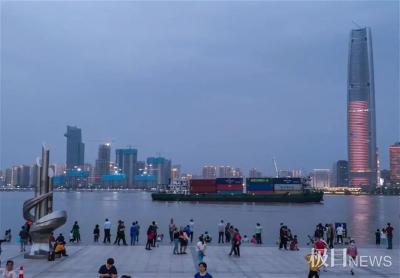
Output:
[0,192,398,247]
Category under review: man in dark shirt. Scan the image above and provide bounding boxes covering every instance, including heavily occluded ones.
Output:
[386,223,394,249]
[99,258,118,278]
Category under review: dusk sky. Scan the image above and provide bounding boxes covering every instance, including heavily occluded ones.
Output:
[1,1,399,175]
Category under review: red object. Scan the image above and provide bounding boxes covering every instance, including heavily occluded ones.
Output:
[216,184,242,191]
[190,179,217,193]
[19,266,24,278]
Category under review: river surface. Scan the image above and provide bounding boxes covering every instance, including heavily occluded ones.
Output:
[0,192,398,247]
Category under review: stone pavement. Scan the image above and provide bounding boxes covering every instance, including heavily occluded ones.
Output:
[0,244,399,277]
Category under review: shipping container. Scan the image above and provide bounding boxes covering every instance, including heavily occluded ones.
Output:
[216,178,243,185]
[246,184,274,191]
[217,184,243,191]
[190,179,217,193]
[191,179,216,187]
[247,190,274,195]
[273,178,302,184]
[274,183,303,191]
[246,177,274,184]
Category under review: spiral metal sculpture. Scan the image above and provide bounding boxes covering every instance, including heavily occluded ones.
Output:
[23,146,67,258]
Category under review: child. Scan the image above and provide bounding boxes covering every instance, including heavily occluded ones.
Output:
[93,224,100,242]
[290,235,299,251]
[242,235,250,243]
[347,240,358,275]
[375,229,380,245]
[69,231,74,243]
[250,234,257,244]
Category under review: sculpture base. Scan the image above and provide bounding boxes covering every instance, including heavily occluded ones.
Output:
[24,243,50,259]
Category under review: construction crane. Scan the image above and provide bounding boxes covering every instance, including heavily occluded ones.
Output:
[272,157,279,178]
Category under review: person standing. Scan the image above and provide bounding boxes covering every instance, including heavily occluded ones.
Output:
[347,240,358,275]
[103,219,112,244]
[189,219,195,243]
[234,229,242,257]
[151,221,158,247]
[375,229,381,246]
[169,218,176,243]
[114,220,122,245]
[196,236,206,263]
[173,227,180,255]
[117,221,127,246]
[279,225,288,250]
[72,221,80,243]
[218,220,225,244]
[255,223,262,244]
[94,225,100,243]
[336,224,344,244]
[135,221,140,244]
[194,262,213,278]
[18,226,28,252]
[145,225,154,250]
[386,223,394,249]
[380,228,387,246]
[225,223,231,243]
[326,224,334,249]
[130,222,137,246]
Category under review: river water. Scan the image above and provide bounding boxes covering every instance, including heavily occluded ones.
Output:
[0,192,398,247]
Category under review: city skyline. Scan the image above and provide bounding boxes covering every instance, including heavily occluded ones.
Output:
[1,1,398,175]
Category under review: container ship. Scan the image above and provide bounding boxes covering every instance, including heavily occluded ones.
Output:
[151,177,323,203]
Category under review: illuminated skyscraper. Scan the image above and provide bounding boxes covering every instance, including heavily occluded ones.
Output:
[389,142,400,185]
[347,27,378,188]
[64,126,85,170]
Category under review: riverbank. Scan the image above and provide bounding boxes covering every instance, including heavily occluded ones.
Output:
[1,244,398,277]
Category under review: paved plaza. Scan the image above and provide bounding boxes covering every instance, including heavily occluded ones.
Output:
[1,244,399,277]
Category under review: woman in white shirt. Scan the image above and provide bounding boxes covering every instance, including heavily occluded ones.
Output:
[196,236,206,263]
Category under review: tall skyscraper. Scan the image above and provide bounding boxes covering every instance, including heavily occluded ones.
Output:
[95,143,111,181]
[115,148,138,188]
[347,27,378,188]
[389,142,400,185]
[64,126,85,170]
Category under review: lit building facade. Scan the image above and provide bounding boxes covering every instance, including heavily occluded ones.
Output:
[389,142,400,185]
[347,27,378,188]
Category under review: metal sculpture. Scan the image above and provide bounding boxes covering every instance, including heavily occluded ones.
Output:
[23,145,67,258]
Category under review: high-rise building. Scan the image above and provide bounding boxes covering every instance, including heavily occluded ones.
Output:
[95,143,111,182]
[217,166,235,178]
[115,148,138,188]
[5,168,12,186]
[202,166,217,179]
[147,157,172,185]
[171,165,181,182]
[249,168,262,178]
[17,165,31,187]
[332,160,349,187]
[380,169,391,186]
[389,142,400,185]
[64,126,85,170]
[347,27,378,188]
[311,169,330,188]
[30,164,39,188]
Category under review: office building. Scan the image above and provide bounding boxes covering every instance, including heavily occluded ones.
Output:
[389,142,400,185]
[311,169,330,188]
[147,157,171,185]
[64,125,85,170]
[95,143,111,182]
[347,27,378,188]
[202,166,217,179]
[249,168,262,178]
[115,148,138,188]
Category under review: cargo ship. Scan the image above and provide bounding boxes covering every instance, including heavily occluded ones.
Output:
[151,177,324,203]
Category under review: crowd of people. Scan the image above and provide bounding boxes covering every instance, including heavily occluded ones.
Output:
[0,220,396,278]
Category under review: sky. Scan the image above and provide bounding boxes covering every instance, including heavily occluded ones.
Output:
[1,1,399,175]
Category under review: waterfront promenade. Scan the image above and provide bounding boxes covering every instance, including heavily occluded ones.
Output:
[1,244,398,277]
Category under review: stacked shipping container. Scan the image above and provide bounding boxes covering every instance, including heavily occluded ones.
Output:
[246,178,274,194]
[190,179,217,193]
[216,178,243,194]
[273,177,303,192]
